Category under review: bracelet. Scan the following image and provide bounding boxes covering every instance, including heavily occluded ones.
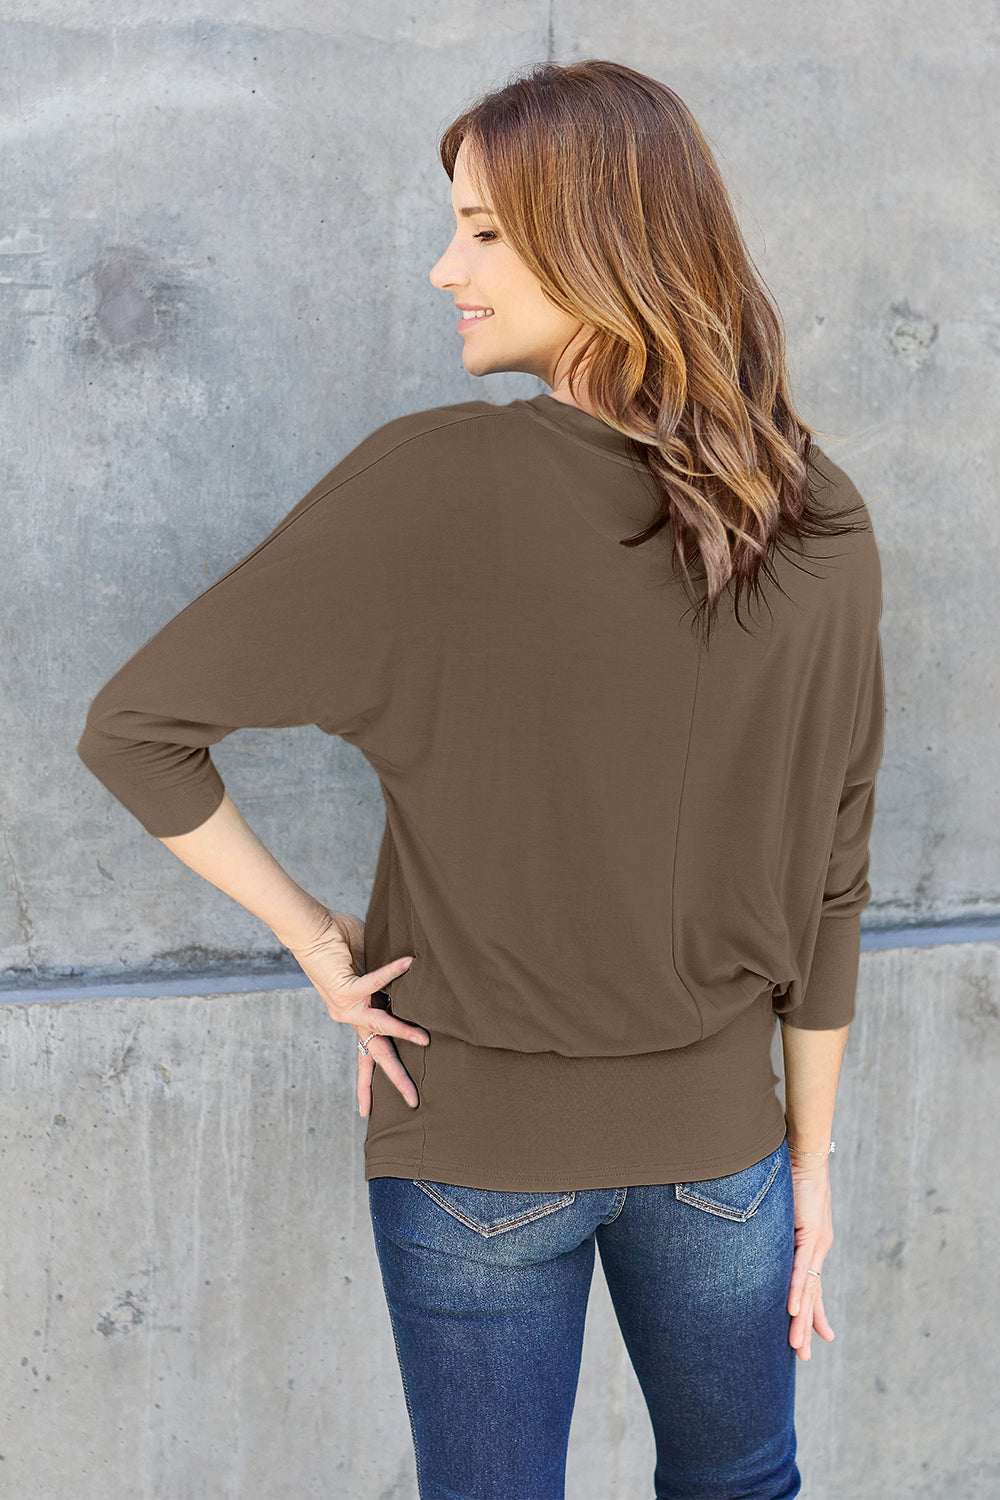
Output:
[787,1140,835,1156]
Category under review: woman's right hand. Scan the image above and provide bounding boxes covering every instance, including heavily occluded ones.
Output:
[786,1155,836,1361]
[286,907,429,1117]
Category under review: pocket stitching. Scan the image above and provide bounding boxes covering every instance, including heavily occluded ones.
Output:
[673,1149,783,1222]
[412,1180,577,1237]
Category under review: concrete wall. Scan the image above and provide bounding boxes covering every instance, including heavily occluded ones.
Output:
[3,942,999,1498]
[2,2,998,1496]
[4,0,999,981]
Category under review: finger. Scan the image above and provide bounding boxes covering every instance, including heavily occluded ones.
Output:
[324,996,430,1052]
[790,1311,811,1360]
[789,1275,813,1317]
[788,1245,828,1316]
[353,999,430,1049]
[358,1050,377,1122]
[357,1049,376,1119]
[364,954,415,991]
[790,1307,814,1355]
[788,1265,820,1343]
[789,1289,817,1350]
[363,1036,420,1109]
[790,1282,835,1359]
[812,1291,836,1342]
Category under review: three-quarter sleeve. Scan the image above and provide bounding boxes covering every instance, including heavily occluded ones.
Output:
[77,467,394,838]
[775,611,886,1031]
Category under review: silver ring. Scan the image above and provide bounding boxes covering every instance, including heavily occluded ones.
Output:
[357,1029,380,1056]
[806,1269,821,1279]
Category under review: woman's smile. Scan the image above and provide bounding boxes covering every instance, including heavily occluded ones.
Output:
[457,308,495,331]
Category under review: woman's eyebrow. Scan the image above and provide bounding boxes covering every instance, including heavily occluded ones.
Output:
[454,205,497,217]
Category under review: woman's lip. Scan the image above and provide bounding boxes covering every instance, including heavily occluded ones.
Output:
[458,310,495,330]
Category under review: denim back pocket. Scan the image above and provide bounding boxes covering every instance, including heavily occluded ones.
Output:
[412,1180,576,1238]
[674,1142,785,1222]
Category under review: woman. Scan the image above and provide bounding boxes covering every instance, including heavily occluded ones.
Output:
[77,59,884,1500]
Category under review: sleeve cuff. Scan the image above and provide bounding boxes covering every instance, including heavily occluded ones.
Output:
[76,723,227,838]
[777,911,861,1030]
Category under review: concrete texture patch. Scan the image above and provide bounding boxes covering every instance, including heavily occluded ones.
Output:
[0,946,996,1497]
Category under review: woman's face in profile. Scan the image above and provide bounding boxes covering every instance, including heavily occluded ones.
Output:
[429,139,591,393]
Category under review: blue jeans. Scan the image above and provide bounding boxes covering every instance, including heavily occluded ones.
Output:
[368,1138,799,1500]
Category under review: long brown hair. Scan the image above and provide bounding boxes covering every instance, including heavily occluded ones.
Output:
[438,59,870,643]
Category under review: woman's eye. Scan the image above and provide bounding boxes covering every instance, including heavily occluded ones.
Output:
[473,230,498,243]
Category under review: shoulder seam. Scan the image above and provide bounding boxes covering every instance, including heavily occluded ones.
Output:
[203,410,510,578]
[273,410,509,528]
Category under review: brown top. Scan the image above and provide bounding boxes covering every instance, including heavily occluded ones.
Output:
[77,393,885,1189]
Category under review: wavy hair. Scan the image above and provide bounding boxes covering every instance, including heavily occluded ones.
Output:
[438,59,870,642]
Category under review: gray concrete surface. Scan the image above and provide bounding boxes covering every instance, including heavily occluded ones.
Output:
[2,940,998,1498]
[2,2,998,1496]
[1,0,997,981]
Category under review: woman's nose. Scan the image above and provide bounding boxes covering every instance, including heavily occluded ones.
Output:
[429,240,466,290]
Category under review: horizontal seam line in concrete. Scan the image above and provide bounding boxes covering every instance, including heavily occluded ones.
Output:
[2,921,999,1005]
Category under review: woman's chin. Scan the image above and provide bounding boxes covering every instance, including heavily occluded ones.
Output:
[462,348,524,380]
[461,348,497,377]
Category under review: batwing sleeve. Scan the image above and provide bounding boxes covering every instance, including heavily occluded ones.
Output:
[76,463,396,838]
[775,533,887,1030]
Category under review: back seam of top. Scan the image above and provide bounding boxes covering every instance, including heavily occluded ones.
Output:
[670,637,707,1040]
